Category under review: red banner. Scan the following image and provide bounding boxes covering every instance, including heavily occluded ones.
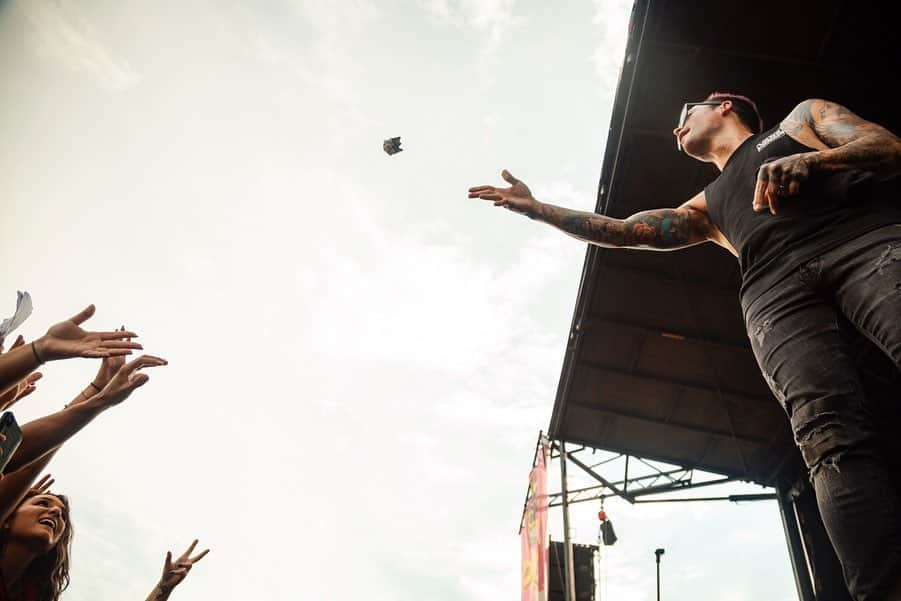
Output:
[521,441,548,601]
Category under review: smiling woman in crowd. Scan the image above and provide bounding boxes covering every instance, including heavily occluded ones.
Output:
[0,484,207,601]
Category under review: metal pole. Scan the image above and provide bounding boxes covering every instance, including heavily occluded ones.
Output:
[559,441,577,601]
[775,485,815,601]
[654,548,665,601]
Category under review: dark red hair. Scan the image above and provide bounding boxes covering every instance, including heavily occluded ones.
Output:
[705,92,764,134]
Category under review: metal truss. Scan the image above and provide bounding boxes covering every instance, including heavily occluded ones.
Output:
[519,432,774,534]
[519,430,779,601]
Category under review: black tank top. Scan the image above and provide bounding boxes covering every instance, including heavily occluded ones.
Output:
[704,125,901,306]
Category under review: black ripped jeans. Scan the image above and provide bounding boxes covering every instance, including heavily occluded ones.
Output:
[742,224,901,601]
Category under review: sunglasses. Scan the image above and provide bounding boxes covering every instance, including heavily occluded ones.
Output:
[676,101,722,150]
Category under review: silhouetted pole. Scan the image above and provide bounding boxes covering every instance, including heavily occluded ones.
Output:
[654,548,665,601]
[560,442,576,601]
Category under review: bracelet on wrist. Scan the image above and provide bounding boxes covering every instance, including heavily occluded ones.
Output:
[31,341,45,365]
[89,381,102,392]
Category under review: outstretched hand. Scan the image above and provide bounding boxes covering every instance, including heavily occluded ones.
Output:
[97,354,167,407]
[37,305,142,362]
[0,335,42,410]
[93,326,130,389]
[468,169,539,216]
[158,540,209,595]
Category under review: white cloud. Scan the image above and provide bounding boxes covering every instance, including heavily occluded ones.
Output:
[591,0,633,96]
[418,0,518,63]
[16,0,140,91]
[0,1,798,599]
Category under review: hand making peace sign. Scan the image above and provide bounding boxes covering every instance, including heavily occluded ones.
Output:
[156,540,210,596]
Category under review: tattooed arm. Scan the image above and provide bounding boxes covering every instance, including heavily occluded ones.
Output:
[782,99,901,178]
[468,170,717,251]
[529,202,713,250]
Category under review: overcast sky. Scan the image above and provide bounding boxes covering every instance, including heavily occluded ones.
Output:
[0,1,796,599]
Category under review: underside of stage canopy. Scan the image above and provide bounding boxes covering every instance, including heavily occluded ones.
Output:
[546,2,900,600]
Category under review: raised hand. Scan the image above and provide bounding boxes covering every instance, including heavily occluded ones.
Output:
[93,326,130,389]
[28,473,55,496]
[468,169,539,216]
[157,540,209,596]
[96,354,167,407]
[35,305,142,362]
[0,336,42,410]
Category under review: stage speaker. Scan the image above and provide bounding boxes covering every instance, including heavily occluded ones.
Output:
[548,540,598,601]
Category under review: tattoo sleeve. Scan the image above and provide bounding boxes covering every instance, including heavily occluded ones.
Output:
[528,203,711,251]
[793,99,901,177]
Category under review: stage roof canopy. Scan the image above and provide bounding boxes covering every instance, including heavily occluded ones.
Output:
[548,0,899,488]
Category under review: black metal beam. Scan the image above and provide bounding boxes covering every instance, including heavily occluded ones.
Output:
[585,316,753,353]
[567,400,772,447]
[561,441,635,503]
[644,38,841,69]
[633,493,777,504]
[577,361,773,408]
[589,261,740,294]
[630,475,736,498]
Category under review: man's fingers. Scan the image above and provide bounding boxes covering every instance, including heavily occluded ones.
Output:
[468,185,494,194]
[501,169,517,184]
[752,178,765,211]
[788,180,801,196]
[165,551,173,568]
[11,335,25,349]
[26,372,42,384]
[767,184,779,215]
[69,305,96,326]
[481,193,503,201]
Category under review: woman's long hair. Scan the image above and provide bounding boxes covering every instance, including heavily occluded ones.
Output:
[0,491,73,601]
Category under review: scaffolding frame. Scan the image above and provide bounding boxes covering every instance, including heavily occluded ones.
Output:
[519,432,786,601]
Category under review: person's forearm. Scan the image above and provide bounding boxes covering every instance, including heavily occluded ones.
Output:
[526,201,629,247]
[4,397,107,473]
[809,133,901,178]
[145,583,171,601]
[0,339,45,397]
[527,202,706,250]
[67,382,101,409]
[0,449,57,524]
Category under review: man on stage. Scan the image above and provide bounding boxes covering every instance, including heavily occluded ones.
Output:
[469,93,901,600]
